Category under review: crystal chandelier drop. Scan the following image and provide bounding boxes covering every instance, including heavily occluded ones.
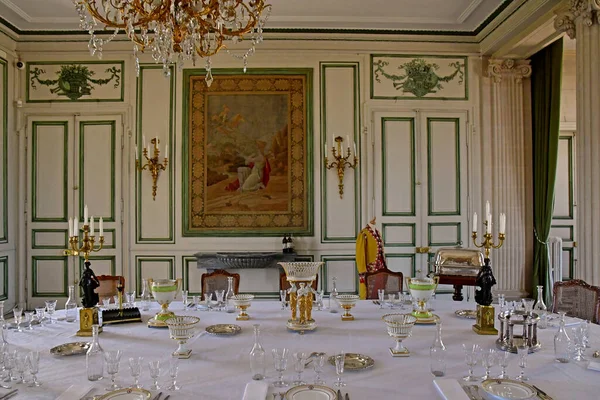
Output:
[73,0,271,86]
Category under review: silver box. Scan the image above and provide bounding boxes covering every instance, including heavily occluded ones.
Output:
[433,248,484,277]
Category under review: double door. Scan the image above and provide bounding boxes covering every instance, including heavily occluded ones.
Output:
[26,114,124,308]
[371,109,470,292]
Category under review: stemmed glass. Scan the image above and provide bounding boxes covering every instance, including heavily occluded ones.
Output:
[125,291,136,308]
[377,289,385,309]
[27,351,41,387]
[397,292,406,310]
[192,295,200,311]
[315,291,324,311]
[498,293,506,312]
[313,353,326,385]
[101,298,111,309]
[571,326,587,361]
[481,349,496,380]
[272,348,289,388]
[128,356,143,389]
[44,300,57,324]
[496,351,510,379]
[521,298,535,315]
[4,350,16,382]
[462,344,480,382]
[515,344,529,381]
[279,290,287,310]
[104,350,122,391]
[24,312,34,331]
[182,291,189,309]
[214,290,225,311]
[203,293,213,311]
[387,294,396,309]
[13,353,27,384]
[148,360,161,390]
[292,351,308,385]
[167,357,180,391]
[333,351,346,387]
[34,308,45,327]
[12,306,23,333]
[0,349,11,389]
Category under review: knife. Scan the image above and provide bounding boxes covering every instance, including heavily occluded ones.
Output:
[345,393,349,400]
[336,389,342,400]
[0,389,18,400]
[532,385,553,400]
[152,392,163,400]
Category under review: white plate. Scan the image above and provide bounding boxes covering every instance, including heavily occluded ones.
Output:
[481,379,537,400]
[96,388,152,400]
[285,384,337,400]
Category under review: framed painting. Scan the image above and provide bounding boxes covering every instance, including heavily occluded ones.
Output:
[182,68,313,236]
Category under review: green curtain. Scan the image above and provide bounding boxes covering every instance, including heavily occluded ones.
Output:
[531,38,563,305]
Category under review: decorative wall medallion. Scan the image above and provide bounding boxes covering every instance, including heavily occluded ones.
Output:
[371,55,468,100]
[26,62,124,102]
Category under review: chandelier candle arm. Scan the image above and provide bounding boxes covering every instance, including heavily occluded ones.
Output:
[324,135,359,199]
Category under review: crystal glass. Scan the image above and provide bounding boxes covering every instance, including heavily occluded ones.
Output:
[27,351,41,387]
[377,289,385,309]
[462,344,480,382]
[225,276,236,313]
[3,350,15,383]
[581,320,590,348]
[315,291,324,311]
[104,350,122,391]
[313,353,326,385]
[292,351,308,385]
[113,295,119,305]
[272,348,289,388]
[65,285,78,323]
[496,351,510,379]
[571,326,587,361]
[214,290,225,311]
[333,351,346,387]
[0,349,11,389]
[128,356,143,389]
[521,298,535,315]
[387,293,396,309]
[192,295,200,311]
[279,289,287,310]
[515,344,529,381]
[167,357,180,391]
[86,325,104,381]
[34,308,45,327]
[101,298,111,309]
[12,306,22,333]
[24,312,34,331]
[13,353,26,384]
[534,285,548,329]
[554,311,571,363]
[203,293,213,311]
[430,321,447,377]
[125,291,136,308]
[498,293,506,312]
[329,276,338,313]
[249,324,266,381]
[481,348,496,380]
[397,292,406,310]
[44,300,57,324]
[148,360,161,390]
[139,278,152,311]
[182,290,189,309]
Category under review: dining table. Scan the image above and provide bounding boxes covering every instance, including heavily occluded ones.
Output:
[2,299,599,399]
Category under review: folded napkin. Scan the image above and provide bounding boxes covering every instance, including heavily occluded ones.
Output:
[56,384,95,400]
[242,381,269,400]
[433,379,470,400]
[588,361,600,371]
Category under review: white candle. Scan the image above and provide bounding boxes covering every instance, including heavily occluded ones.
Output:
[134,146,138,160]
[472,212,477,233]
[89,216,94,236]
[499,213,506,234]
[353,140,357,156]
[165,145,168,157]
[324,143,327,156]
[84,205,88,225]
[486,215,492,234]
[99,217,104,237]
[68,217,73,237]
[143,135,146,148]
[74,217,79,236]
[485,201,490,219]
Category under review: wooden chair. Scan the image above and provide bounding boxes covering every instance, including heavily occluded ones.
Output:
[552,279,600,324]
[201,269,240,295]
[279,272,318,296]
[364,268,404,300]
[95,275,125,303]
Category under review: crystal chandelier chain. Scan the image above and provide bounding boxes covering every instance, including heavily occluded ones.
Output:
[73,0,271,86]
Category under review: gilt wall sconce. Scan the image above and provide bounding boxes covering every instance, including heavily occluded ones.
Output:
[324,135,358,199]
[135,136,168,201]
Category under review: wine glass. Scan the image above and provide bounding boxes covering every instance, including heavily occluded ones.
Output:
[481,349,496,380]
[333,351,346,387]
[34,307,45,327]
[292,351,308,385]
[27,351,41,387]
[12,306,22,333]
[515,344,529,381]
[315,291,324,311]
[192,295,200,311]
[272,348,289,388]
[496,351,510,379]
[24,312,34,331]
[104,350,122,391]
[167,357,180,391]
[462,344,480,382]
[148,360,161,390]
[44,300,57,324]
[0,349,11,389]
[377,289,385,309]
[125,291,136,308]
[313,353,326,385]
[13,353,26,384]
[102,298,111,309]
[498,293,506,312]
[387,293,396,309]
[214,290,225,311]
[128,356,143,389]
[182,290,189,309]
[521,298,535,315]
[4,350,16,383]
[203,293,213,311]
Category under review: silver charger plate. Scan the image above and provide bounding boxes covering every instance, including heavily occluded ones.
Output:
[481,379,537,400]
[96,388,152,400]
[50,342,90,356]
[327,353,374,370]
[205,324,242,336]
[285,384,337,400]
[455,309,477,319]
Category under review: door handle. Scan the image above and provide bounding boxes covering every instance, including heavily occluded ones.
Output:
[415,246,430,254]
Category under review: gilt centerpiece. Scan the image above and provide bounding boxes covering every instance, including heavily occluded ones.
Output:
[147,278,181,328]
[231,294,254,320]
[382,313,417,357]
[337,294,359,321]
[279,262,323,333]
[406,276,439,322]
[165,315,200,359]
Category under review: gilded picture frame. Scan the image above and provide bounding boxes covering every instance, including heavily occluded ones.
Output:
[182,68,313,236]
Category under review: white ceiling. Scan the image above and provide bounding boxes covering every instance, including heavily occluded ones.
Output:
[0,0,509,33]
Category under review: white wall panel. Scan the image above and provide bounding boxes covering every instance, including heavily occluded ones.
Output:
[554,137,573,219]
[428,119,459,215]
[135,257,175,295]
[382,118,415,215]
[32,257,67,297]
[323,257,356,293]
[0,60,6,242]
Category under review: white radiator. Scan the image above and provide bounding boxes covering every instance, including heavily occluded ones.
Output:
[548,236,563,289]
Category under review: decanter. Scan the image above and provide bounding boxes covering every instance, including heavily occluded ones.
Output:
[554,312,571,363]
[65,285,78,323]
[225,276,236,313]
[249,324,266,380]
[139,278,151,311]
[86,324,104,381]
[533,285,547,329]
[329,276,338,313]
[430,320,447,377]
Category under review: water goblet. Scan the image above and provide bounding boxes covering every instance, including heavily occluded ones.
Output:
[0,350,10,389]
[27,351,41,387]
[103,350,122,391]
[24,312,34,331]
[521,298,535,316]
[167,357,180,391]
[292,351,308,385]
[397,292,406,310]
[44,300,57,324]
[13,353,27,384]
[315,290,324,311]
[125,291,136,308]
[272,348,289,388]
[481,349,496,380]
[204,293,213,311]
[148,360,161,390]
[4,350,16,382]
[462,344,481,382]
[214,290,225,311]
[377,289,385,309]
[313,353,326,385]
[498,293,506,312]
[515,344,529,381]
[12,306,23,333]
[182,290,189,309]
[333,351,346,387]
[128,356,143,389]
[279,290,287,310]
[571,326,586,361]
[387,293,396,309]
[113,295,119,305]
[496,351,510,379]
[581,320,590,348]
[34,308,45,327]
[101,298,111,309]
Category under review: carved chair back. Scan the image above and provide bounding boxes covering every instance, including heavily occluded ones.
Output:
[201,269,240,295]
[552,279,600,324]
[95,275,125,302]
[364,268,404,300]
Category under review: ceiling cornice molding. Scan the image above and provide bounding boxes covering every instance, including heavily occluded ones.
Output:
[457,0,484,23]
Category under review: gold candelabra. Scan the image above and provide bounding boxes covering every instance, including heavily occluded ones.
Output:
[472,222,506,258]
[65,207,104,262]
[136,137,168,201]
[324,136,358,199]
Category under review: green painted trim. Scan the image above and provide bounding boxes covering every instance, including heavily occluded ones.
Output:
[135,65,175,243]
[99,228,117,249]
[427,222,462,247]
[79,120,116,222]
[182,256,201,296]
[78,255,116,277]
[135,256,175,297]
[382,223,416,247]
[563,247,574,280]
[554,136,574,220]
[320,255,358,295]
[181,68,314,237]
[0,256,8,301]
[381,117,416,216]
[25,61,125,103]
[31,121,69,222]
[31,229,68,249]
[31,255,68,297]
[0,58,7,243]
[320,62,361,243]
[370,55,469,101]
[427,117,461,216]
[550,225,574,242]
[385,253,417,278]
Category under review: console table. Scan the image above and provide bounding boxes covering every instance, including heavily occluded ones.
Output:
[194,251,300,272]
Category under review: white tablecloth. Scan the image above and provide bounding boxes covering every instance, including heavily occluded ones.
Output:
[4,300,600,399]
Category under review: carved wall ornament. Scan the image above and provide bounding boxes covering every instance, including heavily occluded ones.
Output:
[554,0,600,39]
[487,59,532,84]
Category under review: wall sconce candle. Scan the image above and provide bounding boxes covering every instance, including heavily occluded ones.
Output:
[136,137,168,201]
[324,135,359,199]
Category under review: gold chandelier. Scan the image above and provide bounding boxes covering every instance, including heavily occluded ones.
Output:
[73,0,271,85]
